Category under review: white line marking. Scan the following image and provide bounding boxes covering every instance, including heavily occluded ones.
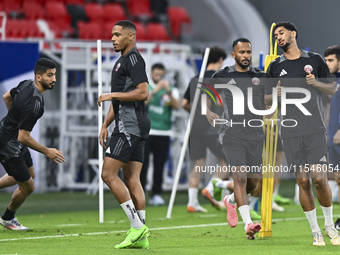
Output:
[1,214,339,242]
[56,224,83,227]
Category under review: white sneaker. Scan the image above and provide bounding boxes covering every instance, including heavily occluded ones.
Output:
[187,204,208,213]
[0,217,28,230]
[313,231,326,246]
[272,202,284,212]
[149,195,165,206]
[325,227,340,246]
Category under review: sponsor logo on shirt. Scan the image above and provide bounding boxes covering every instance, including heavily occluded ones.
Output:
[115,63,121,71]
[279,69,288,77]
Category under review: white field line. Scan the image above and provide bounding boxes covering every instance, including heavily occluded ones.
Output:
[1,214,340,242]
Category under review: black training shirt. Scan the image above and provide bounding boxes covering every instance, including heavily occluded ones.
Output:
[110,47,150,140]
[265,50,334,139]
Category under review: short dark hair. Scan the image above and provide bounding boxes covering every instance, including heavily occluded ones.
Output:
[152,63,165,71]
[273,21,298,39]
[34,58,56,75]
[114,20,137,32]
[205,46,227,65]
[324,45,340,61]
[232,38,251,50]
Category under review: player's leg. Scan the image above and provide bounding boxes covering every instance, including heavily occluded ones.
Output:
[329,146,340,230]
[187,134,207,212]
[0,155,34,230]
[0,149,35,189]
[149,135,170,205]
[201,135,230,208]
[103,134,148,249]
[249,179,262,220]
[140,136,152,192]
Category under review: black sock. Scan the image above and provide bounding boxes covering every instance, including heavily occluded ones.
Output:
[2,208,15,220]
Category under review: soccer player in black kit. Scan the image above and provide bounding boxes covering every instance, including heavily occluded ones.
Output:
[265,21,340,246]
[97,20,150,249]
[206,38,264,240]
[0,58,65,230]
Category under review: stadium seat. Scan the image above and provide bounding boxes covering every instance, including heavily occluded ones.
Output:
[1,0,22,13]
[66,0,85,5]
[145,23,170,41]
[84,3,104,23]
[47,20,75,38]
[167,6,191,38]
[78,21,104,40]
[45,2,71,22]
[126,0,153,19]
[22,2,46,20]
[135,22,147,41]
[103,3,127,22]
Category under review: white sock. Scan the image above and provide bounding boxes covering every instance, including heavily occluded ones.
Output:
[273,183,279,197]
[217,180,232,189]
[205,180,213,193]
[329,180,338,200]
[304,208,321,233]
[120,200,143,229]
[238,205,252,230]
[227,193,236,205]
[137,210,146,224]
[248,195,259,210]
[188,188,198,206]
[294,183,299,201]
[321,205,333,228]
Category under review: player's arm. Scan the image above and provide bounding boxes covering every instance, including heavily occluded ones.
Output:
[305,71,335,95]
[182,98,190,112]
[3,90,13,110]
[99,103,115,148]
[97,82,148,106]
[17,129,65,164]
[205,97,220,126]
[167,85,180,110]
[265,81,282,105]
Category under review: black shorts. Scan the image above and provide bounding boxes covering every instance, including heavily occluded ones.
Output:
[105,133,146,163]
[282,133,329,169]
[189,133,226,161]
[221,137,263,172]
[0,147,33,182]
[329,146,340,172]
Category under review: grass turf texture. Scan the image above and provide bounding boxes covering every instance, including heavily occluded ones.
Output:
[0,180,339,254]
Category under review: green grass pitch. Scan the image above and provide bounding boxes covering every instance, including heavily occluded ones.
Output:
[0,181,339,254]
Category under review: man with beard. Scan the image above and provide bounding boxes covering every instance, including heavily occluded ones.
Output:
[324,45,340,230]
[0,58,65,230]
[206,38,264,239]
[265,21,340,246]
[97,20,150,249]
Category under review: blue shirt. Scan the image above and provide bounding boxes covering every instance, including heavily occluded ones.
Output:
[328,73,340,147]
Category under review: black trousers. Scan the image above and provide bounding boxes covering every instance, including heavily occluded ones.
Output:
[140,135,170,195]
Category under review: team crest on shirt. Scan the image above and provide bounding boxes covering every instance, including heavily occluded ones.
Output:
[252,77,260,85]
[336,83,340,91]
[115,63,121,71]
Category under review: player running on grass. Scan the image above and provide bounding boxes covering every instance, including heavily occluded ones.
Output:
[206,38,265,239]
[324,45,340,230]
[265,21,340,246]
[0,58,65,230]
[97,20,150,249]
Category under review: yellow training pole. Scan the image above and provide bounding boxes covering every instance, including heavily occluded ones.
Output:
[259,23,279,238]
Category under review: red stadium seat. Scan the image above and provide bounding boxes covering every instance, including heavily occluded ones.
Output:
[103,3,127,22]
[84,3,104,23]
[45,2,71,22]
[135,22,147,41]
[48,20,75,38]
[1,0,22,13]
[23,2,46,20]
[78,21,104,40]
[145,23,170,41]
[66,0,85,5]
[167,6,191,38]
[126,0,153,19]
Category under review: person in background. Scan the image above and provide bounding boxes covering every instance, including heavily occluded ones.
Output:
[141,63,180,206]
